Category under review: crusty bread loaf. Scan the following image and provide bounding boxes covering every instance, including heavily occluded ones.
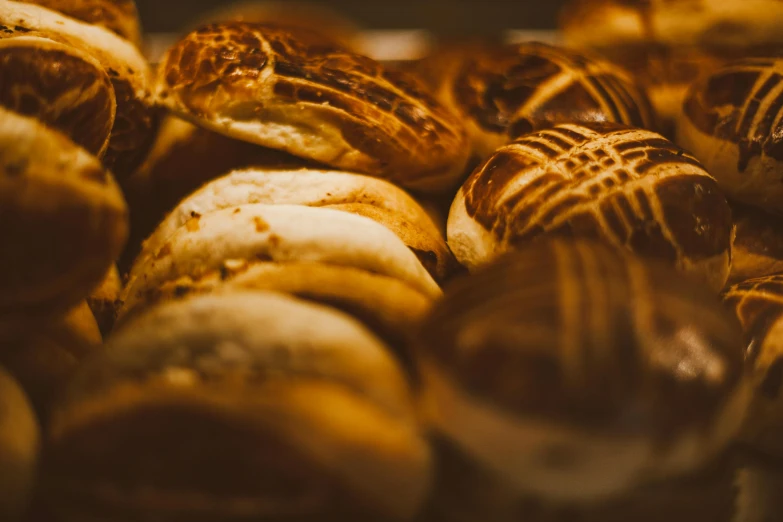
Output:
[448,121,734,291]
[0,36,116,157]
[0,1,158,179]
[0,107,128,331]
[156,22,470,193]
[47,291,431,521]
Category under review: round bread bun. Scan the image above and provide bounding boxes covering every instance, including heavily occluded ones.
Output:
[415,238,750,503]
[0,367,40,522]
[0,1,158,180]
[728,203,783,286]
[86,265,122,336]
[46,291,431,521]
[676,58,783,215]
[123,204,442,312]
[19,0,143,48]
[0,36,116,158]
[156,22,470,193]
[116,261,432,372]
[0,107,128,331]
[0,301,101,424]
[448,121,734,292]
[426,41,655,160]
[134,168,453,283]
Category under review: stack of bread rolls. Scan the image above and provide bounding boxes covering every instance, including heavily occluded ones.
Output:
[4,0,783,520]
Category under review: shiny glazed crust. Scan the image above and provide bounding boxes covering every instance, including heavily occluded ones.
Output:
[448,121,734,291]
[156,22,470,193]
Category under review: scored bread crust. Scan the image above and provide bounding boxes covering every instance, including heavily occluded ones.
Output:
[51,291,431,520]
[156,22,470,193]
[123,203,442,308]
[433,42,655,159]
[0,1,158,180]
[447,122,734,291]
[135,168,452,282]
[676,58,783,215]
[0,36,115,158]
[0,107,128,329]
[19,0,143,48]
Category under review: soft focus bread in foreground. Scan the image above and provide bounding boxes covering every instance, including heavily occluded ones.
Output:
[44,291,431,521]
[156,22,470,192]
[0,108,128,330]
[136,168,452,282]
[20,0,143,48]
[677,58,783,215]
[0,1,158,179]
[448,121,734,291]
[0,36,115,157]
[0,368,39,522]
[414,238,750,503]
[123,204,441,312]
[728,203,783,285]
[428,42,655,159]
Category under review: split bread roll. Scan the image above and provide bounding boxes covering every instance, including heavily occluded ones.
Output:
[0,301,102,424]
[0,1,158,179]
[19,0,143,48]
[122,204,442,314]
[134,168,454,283]
[156,22,470,193]
[0,36,116,158]
[44,291,431,521]
[0,107,128,331]
[448,121,734,292]
[677,58,783,215]
[414,238,750,505]
[0,367,40,522]
[421,41,656,159]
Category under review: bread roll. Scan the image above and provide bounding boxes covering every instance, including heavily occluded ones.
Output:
[448,121,734,291]
[44,291,431,521]
[729,203,783,286]
[0,107,128,331]
[677,58,783,215]
[424,41,655,159]
[0,1,158,180]
[156,22,470,193]
[414,238,750,504]
[0,36,115,157]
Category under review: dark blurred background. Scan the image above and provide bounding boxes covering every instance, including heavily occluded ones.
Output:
[136,0,567,35]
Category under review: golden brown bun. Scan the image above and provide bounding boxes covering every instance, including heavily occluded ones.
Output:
[0,1,159,180]
[0,302,101,424]
[85,265,121,336]
[0,107,128,331]
[0,36,116,158]
[677,58,783,215]
[448,121,734,291]
[415,238,750,503]
[19,0,143,48]
[156,22,470,193]
[728,203,783,286]
[45,291,431,521]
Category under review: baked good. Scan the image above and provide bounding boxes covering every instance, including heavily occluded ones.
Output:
[0,301,101,424]
[44,291,431,521]
[156,22,470,193]
[0,1,158,180]
[133,168,454,283]
[424,41,655,159]
[0,368,40,522]
[448,121,734,291]
[677,58,783,215]
[728,203,783,286]
[19,0,143,48]
[122,203,442,314]
[414,238,749,503]
[560,0,783,132]
[85,265,121,336]
[735,455,783,522]
[0,107,128,331]
[0,36,115,157]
